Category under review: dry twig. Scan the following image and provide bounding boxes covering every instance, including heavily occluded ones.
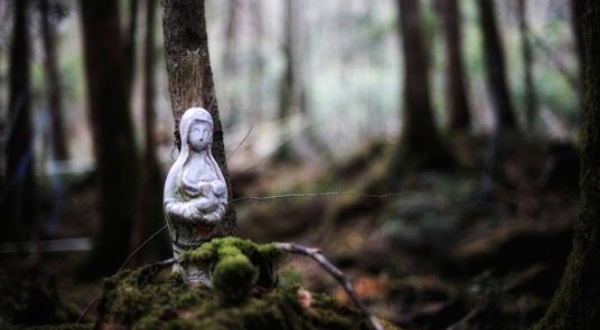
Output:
[275,242,384,330]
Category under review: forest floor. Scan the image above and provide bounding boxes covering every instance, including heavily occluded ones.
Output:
[0,135,579,329]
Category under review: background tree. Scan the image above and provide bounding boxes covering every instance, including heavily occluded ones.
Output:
[438,0,471,132]
[223,0,240,127]
[388,0,452,176]
[570,0,585,109]
[124,0,139,98]
[2,0,38,243]
[533,0,600,327]
[162,0,237,237]
[133,0,169,260]
[477,0,516,198]
[477,0,517,131]
[40,0,69,161]
[518,0,538,132]
[248,0,265,121]
[79,0,139,277]
[274,0,303,161]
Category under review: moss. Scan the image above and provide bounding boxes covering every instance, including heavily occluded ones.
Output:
[97,271,374,329]
[213,250,257,301]
[23,324,93,330]
[96,238,390,329]
[181,237,281,294]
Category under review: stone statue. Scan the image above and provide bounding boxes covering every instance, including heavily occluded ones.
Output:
[164,107,228,283]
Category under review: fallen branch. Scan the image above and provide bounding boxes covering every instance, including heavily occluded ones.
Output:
[275,242,384,330]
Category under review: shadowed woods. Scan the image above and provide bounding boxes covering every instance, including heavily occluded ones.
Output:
[0,0,596,329]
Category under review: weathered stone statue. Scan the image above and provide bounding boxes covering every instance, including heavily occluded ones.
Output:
[164,107,228,283]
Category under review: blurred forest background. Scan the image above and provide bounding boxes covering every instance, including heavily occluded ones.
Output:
[0,0,587,329]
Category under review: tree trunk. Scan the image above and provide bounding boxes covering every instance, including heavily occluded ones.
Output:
[162,0,237,237]
[439,0,471,132]
[532,1,600,328]
[570,0,585,111]
[477,0,517,131]
[2,0,38,242]
[389,0,452,175]
[40,0,69,161]
[518,0,537,132]
[133,0,170,261]
[274,0,302,161]
[249,0,265,120]
[79,0,139,277]
[124,0,139,98]
[223,0,240,127]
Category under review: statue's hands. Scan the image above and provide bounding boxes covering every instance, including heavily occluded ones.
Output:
[182,204,203,220]
[167,202,203,222]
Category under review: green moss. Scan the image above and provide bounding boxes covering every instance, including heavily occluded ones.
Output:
[23,324,93,330]
[96,238,384,329]
[181,237,281,295]
[213,251,257,301]
[97,270,373,329]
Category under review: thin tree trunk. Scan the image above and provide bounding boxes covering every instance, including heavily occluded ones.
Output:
[124,0,139,98]
[162,0,237,237]
[389,0,452,175]
[40,0,69,161]
[223,0,240,127]
[249,0,265,120]
[477,0,517,131]
[79,0,139,277]
[2,0,37,242]
[476,0,515,198]
[532,1,600,328]
[274,0,301,161]
[133,0,169,261]
[279,0,296,121]
[518,0,537,132]
[570,0,585,111]
[439,0,471,132]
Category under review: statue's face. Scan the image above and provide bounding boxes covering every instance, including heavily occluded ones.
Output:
[188,120,212,152]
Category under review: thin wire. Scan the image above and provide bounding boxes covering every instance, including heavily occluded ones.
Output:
[227,125,253,161]
[118,224,168,272]
[77,298,98,323]
[229,192,403,204]
[77,225,169,323]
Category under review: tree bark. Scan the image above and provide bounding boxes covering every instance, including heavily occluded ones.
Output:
[439,0,471,132]
[40,0,69,161]
[79,0,139,277]
[134,0,170,260]
[279,0,299,121]
[124,0,139,99]
[274,0,302,161]
[162,0,237,237]
[389,0,452,174]
[570,0,585,111]
[248,0,265,120]
[532,1,600,328]
[2,0,38,242]
[223,0,240,127]
[477,0,517,131]
[518,0,537,132]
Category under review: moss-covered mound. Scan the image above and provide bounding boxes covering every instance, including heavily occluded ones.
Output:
[96,238,383,329]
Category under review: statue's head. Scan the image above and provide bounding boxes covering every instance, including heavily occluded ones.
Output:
[180,107,214,153]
